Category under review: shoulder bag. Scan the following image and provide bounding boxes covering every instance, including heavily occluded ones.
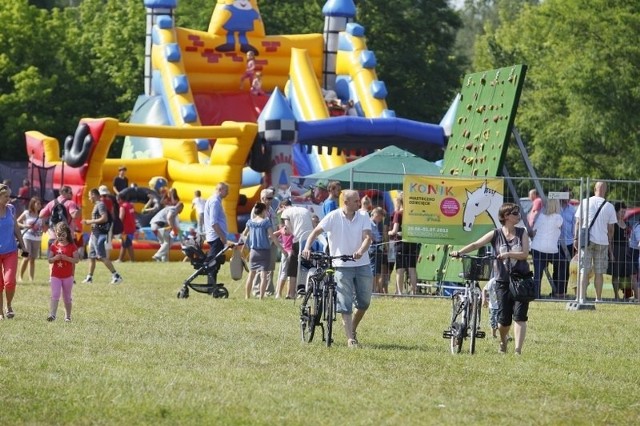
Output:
[500,229,536,302]
[579,199,606,249]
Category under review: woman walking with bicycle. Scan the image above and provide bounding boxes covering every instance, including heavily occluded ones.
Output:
[451,203,531,355]
[302,190,373,348]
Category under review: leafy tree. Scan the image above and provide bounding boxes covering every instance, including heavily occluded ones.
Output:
[0,1,68,160]
[355,0,465,123]
[474,0,640,180]
[0,0,145,160]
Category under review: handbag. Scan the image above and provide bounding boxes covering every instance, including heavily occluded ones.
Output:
[229,246,244,281]
[499,229,536,302]
[509,271,536,302]
[579,199,606,249]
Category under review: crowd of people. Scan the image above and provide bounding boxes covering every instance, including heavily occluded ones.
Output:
[3,171,640,353]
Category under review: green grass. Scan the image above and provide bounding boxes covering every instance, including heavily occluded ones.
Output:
[1,260,639,425]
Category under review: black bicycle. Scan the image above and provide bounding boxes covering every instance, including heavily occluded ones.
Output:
[443,254,494,354]
[299,252,355,347]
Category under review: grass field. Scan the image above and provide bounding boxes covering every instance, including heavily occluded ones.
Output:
[1,259,639,425]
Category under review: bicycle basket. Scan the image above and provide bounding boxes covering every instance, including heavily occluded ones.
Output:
[461,256,493,281]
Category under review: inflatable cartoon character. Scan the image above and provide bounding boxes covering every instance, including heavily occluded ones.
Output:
[215,0,261,54]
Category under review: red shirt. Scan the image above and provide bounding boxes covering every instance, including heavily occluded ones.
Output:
[50,242,78,278]
[120,201,137,234]
[101,196,115,217]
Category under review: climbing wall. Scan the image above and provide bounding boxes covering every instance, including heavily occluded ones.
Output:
[443,64,527,177]
[417,64,527,285]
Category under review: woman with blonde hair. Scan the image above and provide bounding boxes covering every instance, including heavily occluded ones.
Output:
[530,198,563,297]
[360,195,372,214]
[17,196,43,281]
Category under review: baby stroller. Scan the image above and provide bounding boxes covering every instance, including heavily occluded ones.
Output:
[177,240,236,299]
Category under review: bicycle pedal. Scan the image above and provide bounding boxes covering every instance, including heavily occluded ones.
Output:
[475,331,486,339]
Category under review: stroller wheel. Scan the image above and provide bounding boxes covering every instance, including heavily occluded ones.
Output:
[212,285,229,299]
[177,288,189,299]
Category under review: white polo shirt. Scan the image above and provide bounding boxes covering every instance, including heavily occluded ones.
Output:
[319,208,372,267]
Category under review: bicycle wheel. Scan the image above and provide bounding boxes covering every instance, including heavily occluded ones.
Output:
[449,293,465,354]
[324,285,336,347]
[300,290,316,343]
[469,291,480,354]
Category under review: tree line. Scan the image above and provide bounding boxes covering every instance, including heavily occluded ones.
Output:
[2,0,638,181]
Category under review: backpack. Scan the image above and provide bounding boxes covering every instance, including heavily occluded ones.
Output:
[50,199,69,228]
[96,210,113,234]
[109,196,123,235]
[95,200,113,234]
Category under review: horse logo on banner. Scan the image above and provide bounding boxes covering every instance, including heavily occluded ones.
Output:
[462,181,503,231]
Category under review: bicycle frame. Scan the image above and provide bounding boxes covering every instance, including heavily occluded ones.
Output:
[443,254,492,354]
[299,252,354,347]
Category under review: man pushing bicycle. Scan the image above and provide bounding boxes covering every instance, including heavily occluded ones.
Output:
[302,190,373,348]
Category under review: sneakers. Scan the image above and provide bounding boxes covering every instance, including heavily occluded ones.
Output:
[347,339,359,349]
[110,273,123,285]
[64,317,71,322]
[47,315,56,322]
[6,307,15,319]
[82,275,93,284]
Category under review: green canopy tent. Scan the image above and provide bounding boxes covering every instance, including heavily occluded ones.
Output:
[295,145,442,190]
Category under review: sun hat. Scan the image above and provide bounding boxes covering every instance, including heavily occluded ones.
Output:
[98,185,110,195]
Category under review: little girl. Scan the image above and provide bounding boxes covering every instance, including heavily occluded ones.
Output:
[273,223,293,299]
[482,278,499,338]
[241,202,285,299]
[250,71,266,96]
[239,51,256,89]
[48,222,79,322]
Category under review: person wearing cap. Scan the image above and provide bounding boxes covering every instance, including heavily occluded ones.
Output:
[250,188,278,296]
[112,166,129,195]
[98,185,116,227]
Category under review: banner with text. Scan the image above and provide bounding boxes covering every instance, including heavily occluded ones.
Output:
[403,176,504,244]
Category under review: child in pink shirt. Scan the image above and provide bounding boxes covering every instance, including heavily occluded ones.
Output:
[273,223,293,299]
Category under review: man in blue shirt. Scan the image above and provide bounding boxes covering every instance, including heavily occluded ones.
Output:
[322,181,341,216]
[204,182,229,285]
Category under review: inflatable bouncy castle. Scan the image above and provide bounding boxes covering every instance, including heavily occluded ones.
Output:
[25,0,448,260]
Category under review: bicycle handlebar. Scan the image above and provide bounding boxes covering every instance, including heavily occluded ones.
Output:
[449,253,496,260]
[306,251,356,263]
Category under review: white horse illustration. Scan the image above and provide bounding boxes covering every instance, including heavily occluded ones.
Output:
[462,182,503,231]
